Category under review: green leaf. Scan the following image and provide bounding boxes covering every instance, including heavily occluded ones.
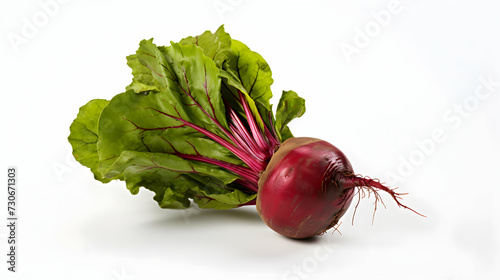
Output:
[68,27,304,211]
[68,99,110,182]
[97,40,236,177]
[179,27,275,132]
[224,40,273,112]
[105,151,195,209]
[96,89,241,180]
[103,151,252,209]
[220,39,274,130]
[180,25,232,68]
[135,39,230,133]
[193,188,256,210]
[275,90,306,141]
[125,54,162,93]
[95,40,254,209]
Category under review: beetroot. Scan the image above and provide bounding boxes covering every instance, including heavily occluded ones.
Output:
[68,26,423,240]
[257,137,421,239]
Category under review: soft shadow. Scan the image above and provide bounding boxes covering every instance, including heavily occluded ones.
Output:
[147,206,263,228]
[279,234,322,244]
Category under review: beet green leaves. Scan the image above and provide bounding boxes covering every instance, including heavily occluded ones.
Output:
[68,26,305,209]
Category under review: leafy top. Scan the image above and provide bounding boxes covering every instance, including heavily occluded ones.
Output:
[68,26,305,210]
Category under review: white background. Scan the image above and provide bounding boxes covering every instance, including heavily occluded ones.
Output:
[1,0,500,279]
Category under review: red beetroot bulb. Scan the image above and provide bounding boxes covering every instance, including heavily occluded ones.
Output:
[257,137,421,239]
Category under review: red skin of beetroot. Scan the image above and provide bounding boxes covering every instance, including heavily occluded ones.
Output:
[257,137,356,239]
